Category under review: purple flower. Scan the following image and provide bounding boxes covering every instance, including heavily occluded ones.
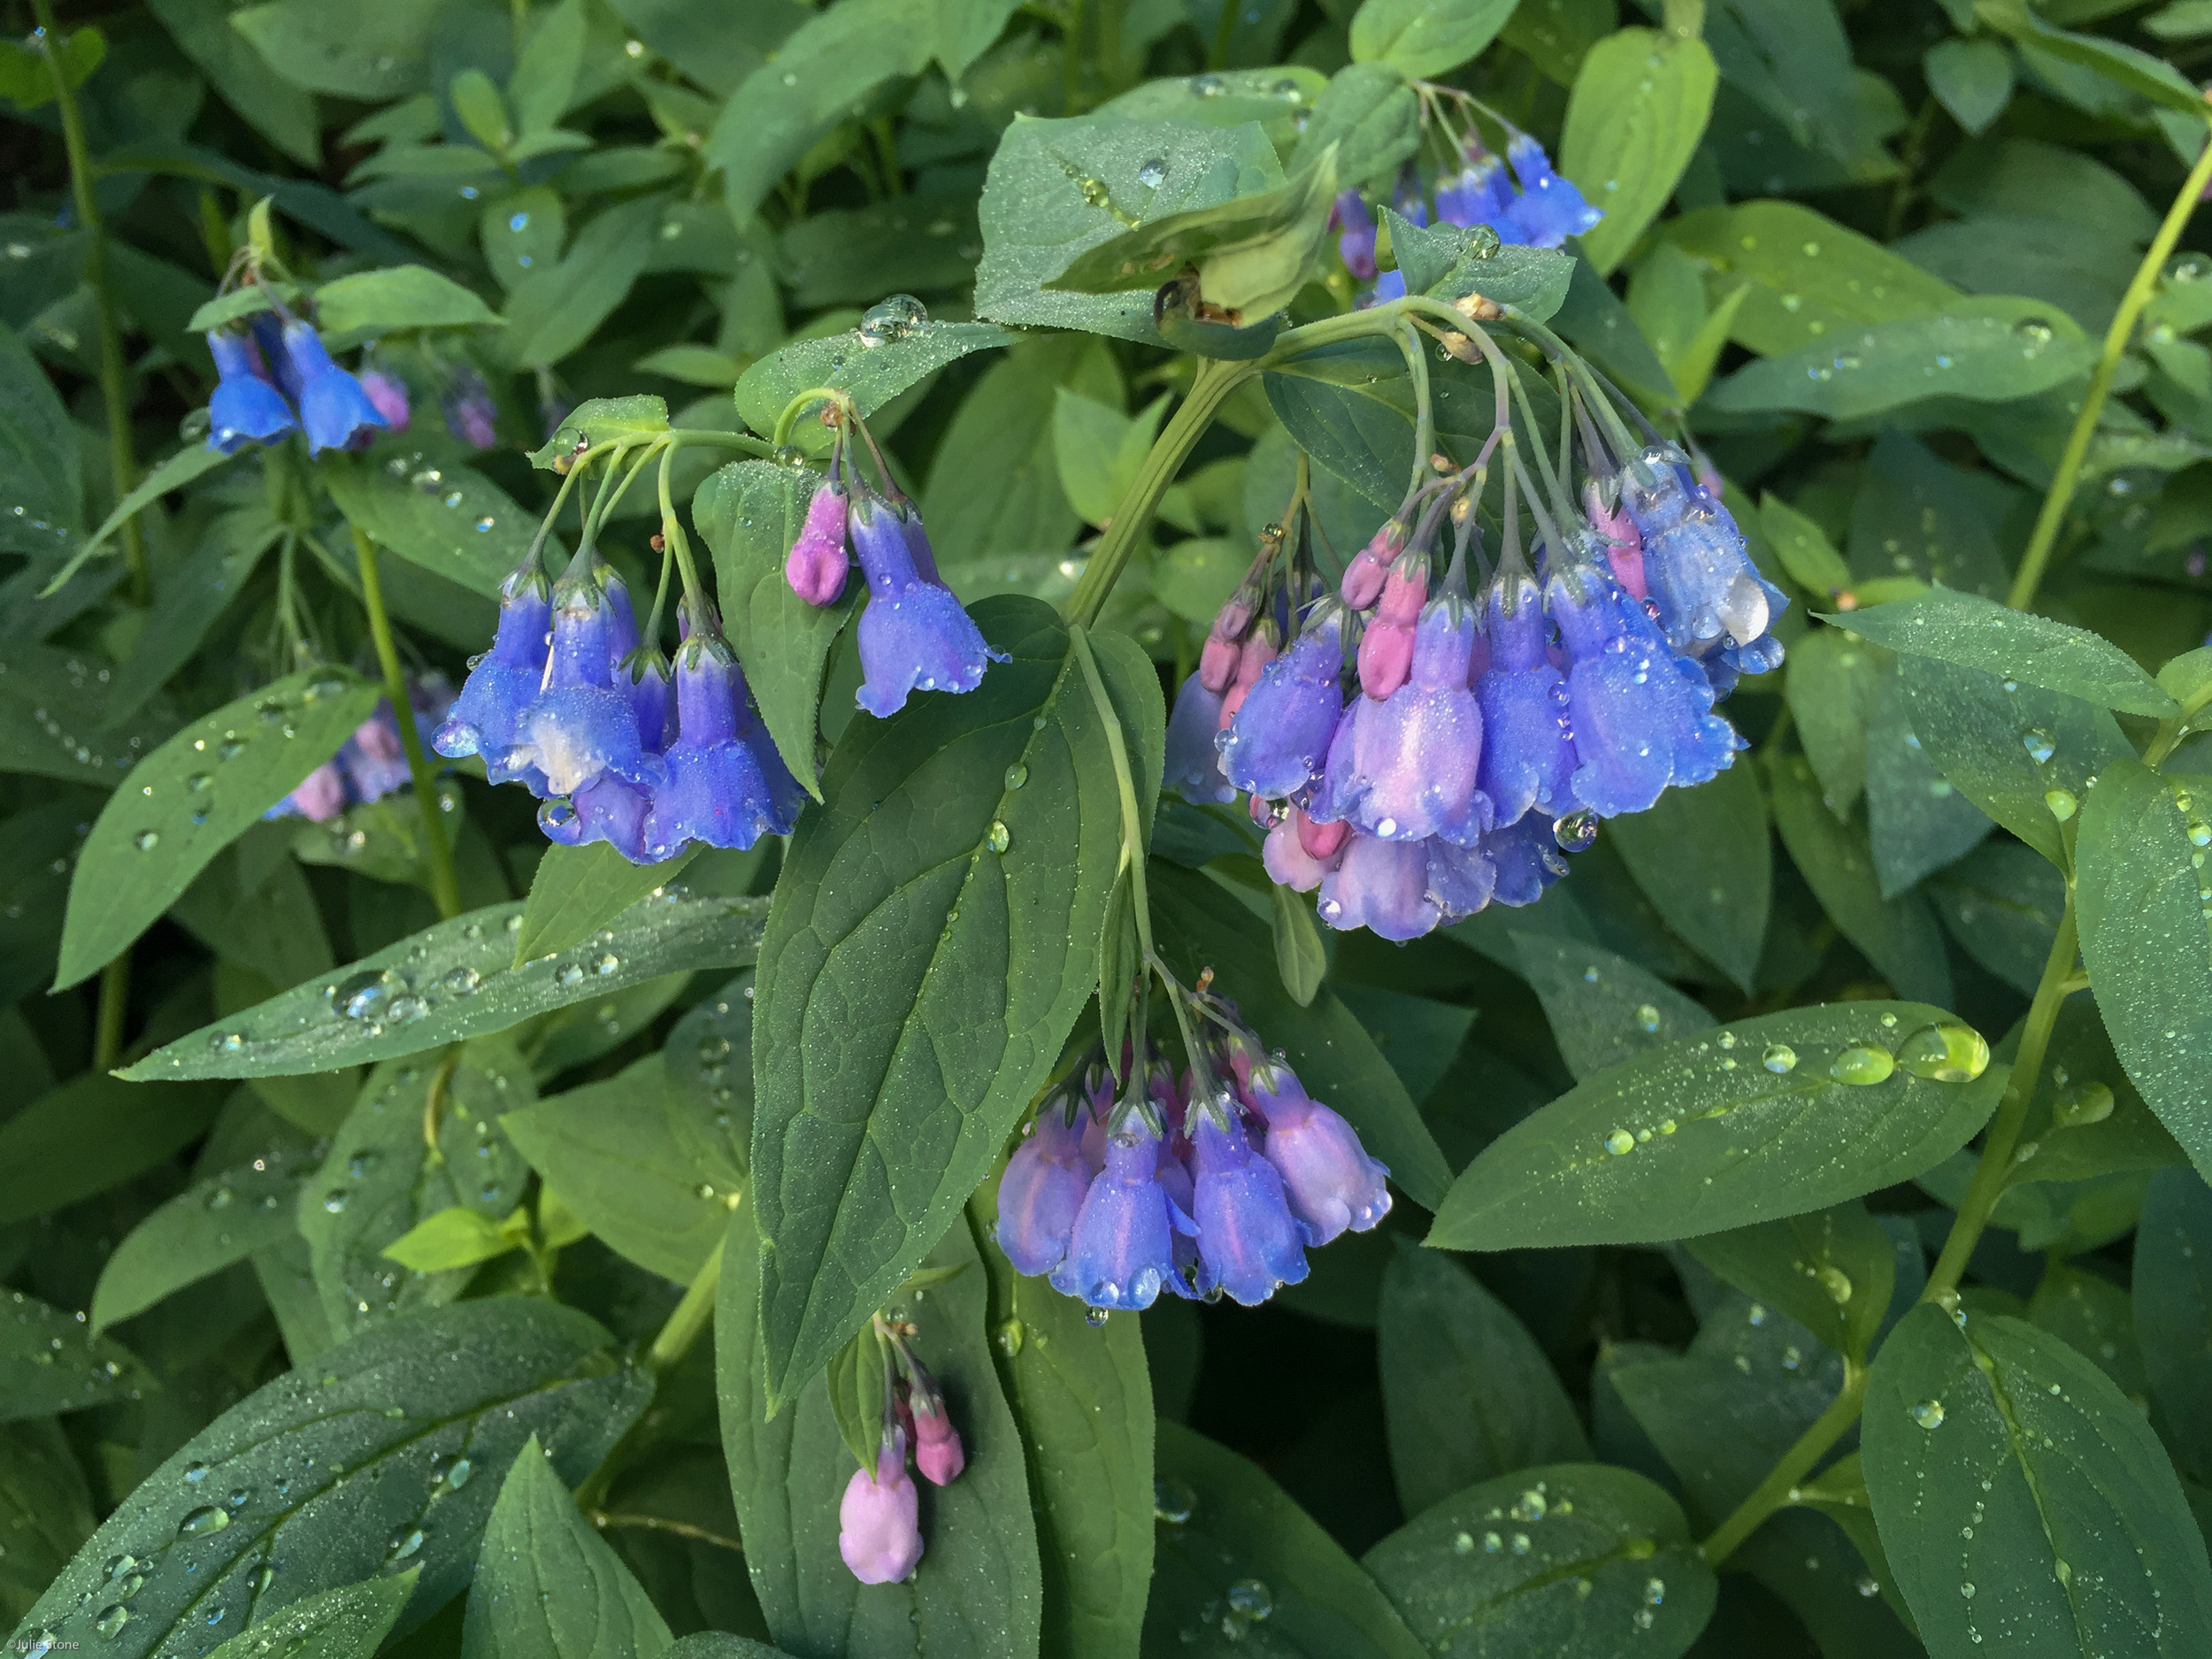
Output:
[621,649,671,754]
[1217,604,1348,799]
[540,774,654,863]
[1434,154,1517,230]
[272,760,345,823]
[643,633,801,858]
[1341,518,1406,610]
[1494,134,1602,249]
[787,476,850,605]
[1621,450,1789,664]
[1333,189,1379,280]
[996,1102,1093,1277]
[1425,836,1497,922]
[1263,808,1347,891]
[1191,1110,1310,1306]
[205,330,297,452]
[911,1395,964,1487]
[1050,1120,1191,1310]
[434,562,553,788]
[1488,812,1571,905]
[1247,1063,1390,1245]
[444,366,498,450]
[1476,572,1576,826]
[1317,830,1438,940]
[504,557,666,798]
[1319,595,1490,847]
[277,320,389,455]
[851,495,1002,718]
[1166,672,1236,803]
[357,369,411,434]
[1356,551,1426,701]
[840,1432,923,1585]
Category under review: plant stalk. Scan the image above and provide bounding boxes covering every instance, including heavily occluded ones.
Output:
[649,1238,725,1372]
[92,952,130,1073]
[1699,1363,1868,1567]
[349,523,463,919]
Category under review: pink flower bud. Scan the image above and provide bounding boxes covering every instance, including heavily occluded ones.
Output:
[353,712,403,765]
[1218,626,1279,725]
[839,1434,924,1585]
[1199,634,1242,693]
[786,479,851,606]
[1298,810,1350,861]
[1356,554,1427,699]
[913,1402,964,1486]
[1585,479,1645,600]
[358,370,411,434]
[1341,519,1406,609]
[288,761,346,823]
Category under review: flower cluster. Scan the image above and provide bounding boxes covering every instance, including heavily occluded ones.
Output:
[432,549,803,864]
[1167,442,1786,941]
[207,312,393,457]
[267,678,454,823]
[837,1318,966,1585]
[995,997,1390,1312]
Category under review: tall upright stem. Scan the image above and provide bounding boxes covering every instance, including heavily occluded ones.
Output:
[33,0,146,603]
[349,524,464,919]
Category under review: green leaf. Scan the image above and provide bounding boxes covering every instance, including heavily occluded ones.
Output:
[13,1298,648,1656]
[228,0,436,97]
[0,643,177,788]
[1836,587,2175,719]
[381,1206,515,1274]
[968,1187,1153,1658]
[695,458,849,797]
[1863,1303,2212,1654]
[1349,0,1517,78]
[0,1419,97,1629]
[1268,879,1326,1007]
[1512,932,1716,1083]
[1978,0,2210,117]
[106,517,280,726]
[2077,759,2212,1183]
[2136,1168,2212,1484]
[1684,1202,1896,1360]
[300,1041,533,1336]
[1603,763,1770,991]
[54,666,380,989]
[1150,859,1451,1210]
[514,842,698,964]
[2007,999,2185,1186]
[1148,1421,1428,1658]
[0,1289,155,1423]
[732,322,1013,447]
[91,1151,315,1333]
[1863,664,1993,897]
[449,69,512,152]
[529,396,672,467]
[1925,37,2016,135]
[1767,754,1954,1006]
[508,0,585,132]
[463,1432,673,1659]
[0,1073,227,1225]
[1426,1002,2003,1250]
[1930,840,2067,995]
[1377,1243,1590,1517]
[1560,27,1718,275]
[1761,494,1855,601]
[122,894,767,1079]
[1785,626,1883,817]
[918,338,1109,571]
[750,598,1153,1402]
[1362,1463,1715,1657]
[1385,212,1577,320]
[313,266,500,345]
[500,196,661,371]
[1291,62,1421,195]
[322,451,553,600]
[39,442,227,592]
[717,1207,1044,1657]
[0,27,105,111]
[0,302,83,561]
[821,1325,889,1477]
[203,1571,417,1659]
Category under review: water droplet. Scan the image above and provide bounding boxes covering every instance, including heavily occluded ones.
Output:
[1909,1399,1946,1429]
[95,1605,128,1639]
[1818,1265,1853,1304]
[183,1462,210,1484]
[1897,1022,1990,1083]
[1829,1043,1895,1086]
[2045,787,2078,821]
[1553,808,1597,852]
[857,294,928,347]
[1136,157,1167,188]
[330,967,404,1021]
[1084,1305,1110,1326]
[1454,1531,1475,1555]
[1763,1043,1797,1075]
[557,964,585,987]
[594,953,620,976]
[1225,1580,1271,1620]
[179,1504,231,1536]
[133,830,158,851]
[2021,728,2055,764]
[1604,1128,1635,1156]
[322,1190,349,1213]
[387,1525,426,1561]
[211,1031,245,1054]
[1154,1478,1195,1524]
[2052,1080,2114,1127]
[987,819,1010,854]
[997,1318,1025,1356]
[1510,1488,1548,1522]
[1003,762,1029,789]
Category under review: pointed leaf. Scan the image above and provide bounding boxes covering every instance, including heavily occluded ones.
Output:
[1834,588,2174,718]
[1603,762,1770,991]
[0,1290,155,1423]
[203,1571,418,1659]
[513,842,698,964]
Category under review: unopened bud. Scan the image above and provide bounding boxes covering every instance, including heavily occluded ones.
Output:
[1341,518,1407,609]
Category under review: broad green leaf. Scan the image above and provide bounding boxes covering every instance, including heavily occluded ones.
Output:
[1930,840,2066,995]
[717,1206,1044,1658]
[203,1571,416,1659]
[1604,763,1770,991]
[1426,1002,2003,1250]
[1846,431,2010,601]
[514,841,699,964]
[1896,653,2131,870]
[381,1207,515,1273]
[1362,1463,1714,1658]
[970,1189,1153,1659]
[1560,27,1718,274]
[1148,1421,1427,1658]
[918,338,1110,571]
[41,442,231,589]
[664,1640,803,1659]
[0,1289,155,1423]
[732,322,1014,448]
[1762,495,1854,600]
[1349,0,1516,77]
[229,0,434,96]
[1978,0,2209,117]
[1327,985,1476,1105]
[693,458,851,795]
[0,1419,96,1627]
[298,1042,532,1337]
[1786,1451,1918,1632]
[508,0,586,131]
[1767,754,1954,1006]
[122,894,767,1079]
[1863,664,1993,898]
[2136,1169,2212,1484]
[820,1325,889,1477]
[462,1433,673,1659]
[1684,1201,1896,1360]
[0,1073,227,1225]
[1838,588,2175,719]
[526,967,694,1081]
[91,1152,315,1333]
[1926,37,2016,134]
[2007,999,2185,1186]
[55,667,381,988]
[0,319,83,560]
[1150,859,1451,1210]
[1392,224,1576,323]
[529,396,672,466]
[500,196,661,371]
[0,644,174,788]
[11,1298,647,1657]
[1863,1303,2212,1655]
[1269,879,1325,1007]
[1786,626,1884,816]
[1377,1244,1589,1517]
[2077,760,2212,1184]
[312,266,500,344]
[0,26,105,111]
[1512,933,1715,1083]
[320,453,547,601]
[1291,62,1421,194]
[106,516,279,726]
[750,599,1156,1402]
[1734,1505,1922,1659]
[2030,1259,2148,1402]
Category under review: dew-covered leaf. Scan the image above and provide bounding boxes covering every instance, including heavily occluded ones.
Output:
[312,265,501,345]
[732,322,1013,449]
[200,1570,417,1659]
[322,451,552,601]
[0,641,175,787]
[1785,626,1884,817]
[1512,933,1715,1083]
[1684,1201,1896,1361]
[2135,1168,2212,1485]
[1930,840,2067,996]
[1426,1002,2004,1250]
[0,1418,97,1628]
[527,396,671,467]
[9,1298,648,1658]
[2007,998,2185,1187]
[1349,0,1517,78]
[1559,27,1717,275]
[0,1288,156,1423]
[1602,762,1770,992]
[1863,664,1993,897]
[121,894,767,1080]
[0,1072,227,1225]
[1837,587,2175,719]
[513,841,698,965]
[91,1151,315,1333]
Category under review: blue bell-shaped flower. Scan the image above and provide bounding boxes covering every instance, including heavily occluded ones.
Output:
[643,627,802,858]
[205,330,297,452]
[1050,1119,1192,1311]
[276,319,390,455]
[1217,602,1348,800]
[434,561,554,791]
[850,494,1002,718]
[1165,672,1237,803]
[539,774,654,863]
[503,554,666,799]
[1317,592,1491,847]
[1494,134,1602,249]
[1476,569,1577,826]
[1191,1109,1310,1306]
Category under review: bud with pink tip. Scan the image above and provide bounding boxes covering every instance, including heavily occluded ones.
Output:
[1585,479,1645,600]
[905,1363,965,1486]
[1341,518,1407,610]
[358,370,411,434]
[787,477,851,606]
[1356,549,1428,700]
[1217,622,1279,725]
[839,1429,924,1585]
[1199,582,1262,692]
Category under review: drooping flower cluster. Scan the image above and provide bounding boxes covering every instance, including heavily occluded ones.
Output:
[207,312,392,456]
[837,1317,966,1585]
[995,995,1391,1312]
[1168,441,1786,941]
[266,678,454,823]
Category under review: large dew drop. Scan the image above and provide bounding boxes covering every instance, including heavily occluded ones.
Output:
[1909,1398,1945,1429]
[1896,1022,1989,1083]
[1762,1043,1797,1075]
[1828,1043,1894,1086]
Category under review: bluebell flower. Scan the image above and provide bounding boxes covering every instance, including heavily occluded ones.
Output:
[1050,1119,1193,1310]
[622,648,671,754]
[1165,672,1237,803]
[504,556,666,799]
[540,774,654,863]
[205,331,297,452]
[1217,603,1348,799]
[1425,836,1497,922]
[995,1097,1093,1278]
[1435,154,1516,230]
[1486,811,1571,906]
[445,365,498,450]
[1333,189,1379,280]
[787,476,851,606]
[250,312,300,403]
[1494,134,1602,248]
[1317,829,1439,940]
[1318,594,1491,847]
[1191,1110,1310,1305]
[434,562,554,790]
[850,494,1002,718]
[1246,1062,1390,1246]
[1263,807,1348,891]
[1621,449,1789,668]
[277,319,390,455]
[643,631,802,858]
[1477,571,1576,826]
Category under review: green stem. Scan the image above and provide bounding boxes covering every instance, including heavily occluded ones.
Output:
[1206,0,1238,70]
[349,523,463,919]
[93,952,130,1073]
[2008,126,2212,612]
[1395,320,1433,500]
[2146,678,2212,767]
[772,386,848,449]
[34,0,146,604]
[1924,904,2081,1302]
[1700,1363,1867,1567]
[1064,0,1086,111]
[649,1239,724,1372]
